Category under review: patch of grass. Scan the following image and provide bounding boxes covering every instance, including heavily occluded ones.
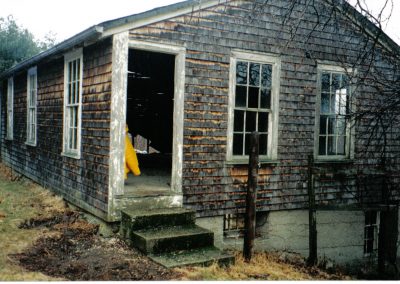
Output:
[0,164,66,280]
[175,252,352,280]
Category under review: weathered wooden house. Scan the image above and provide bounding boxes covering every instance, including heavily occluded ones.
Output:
[1,0,399,266]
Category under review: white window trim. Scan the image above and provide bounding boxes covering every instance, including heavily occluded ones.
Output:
[62,48,83,159]
[26,66,38,146]
[227,50,280,163]
[6,77,14,141]
[314,64,355,161]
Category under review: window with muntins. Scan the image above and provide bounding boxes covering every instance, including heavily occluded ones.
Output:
[27,67,37,146]
[63,49,83,158]
[317,68,351,159]
[364,211,379,255]
[6,77,13,140]
[228,52,280,161]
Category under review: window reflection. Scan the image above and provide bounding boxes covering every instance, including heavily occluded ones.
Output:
[318,71,350,157]
[233,60,273,156]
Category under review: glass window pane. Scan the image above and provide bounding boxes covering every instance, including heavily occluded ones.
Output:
[258,112,268,132]
[330,93,338,114]
[73,128,78,149]
[365,240,373,253]
[249,63,260,87]
[260,89,271,109]
[319,136,326,155]
[342,75,349,89]
[74,106,78,128]
[337,136,346,155]
[328,136,336,155]
[234,110,244,132]
[69,108,74,128]
[337,89,347,115]
[77,59,81,82]
[69,128,74,149]
[68,62,72,83]
[68,84,72,104]
[233,134,244,155]
[72,83,76,104]
[328,117,336,135]
[259,134,268,155]
[321,73,330,92]
[245,134,251,155]
[248,87,259,108]
[76,81,80,103]
[246,111,256,133]
[236,61,248,85]
[332,73,341,92]
[235,86,247,107]
[73,61,77,82]
[261,64,272,88]
[337,118,346,135]
[320,115,327,135]
[321,93,329,114]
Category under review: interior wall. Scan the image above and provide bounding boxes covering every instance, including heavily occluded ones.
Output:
[126,49,175,163]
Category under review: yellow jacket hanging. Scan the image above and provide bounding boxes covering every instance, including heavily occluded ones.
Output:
[125,125,141,179]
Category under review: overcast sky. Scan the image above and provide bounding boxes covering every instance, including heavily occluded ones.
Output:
[1,0,399,45]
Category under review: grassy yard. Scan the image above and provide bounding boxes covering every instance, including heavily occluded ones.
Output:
[176,252,351,280]
[0,164,353,281]
[0,165,65,280]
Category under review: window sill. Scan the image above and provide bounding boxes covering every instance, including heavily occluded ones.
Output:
[5,137,13,141]
[61,152,81,160]
[25,142,37,147]
[314,159,354,165]
[226,159,280,166]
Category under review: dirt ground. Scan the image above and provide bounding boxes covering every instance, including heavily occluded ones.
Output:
[13,210,178,280]
[0,163,356,281]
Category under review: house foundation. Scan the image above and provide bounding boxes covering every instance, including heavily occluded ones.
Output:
[196,209,400,266]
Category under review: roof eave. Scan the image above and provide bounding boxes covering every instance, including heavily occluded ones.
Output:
[335,0,400,56]
[0,25,104,80]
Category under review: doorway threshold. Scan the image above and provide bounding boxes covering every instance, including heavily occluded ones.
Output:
[124,171,171,197]
[114,171,182,213]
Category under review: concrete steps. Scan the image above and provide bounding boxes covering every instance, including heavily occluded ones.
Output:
[132,225,214,254]
[120,207,234,268]
[150,246,234,268]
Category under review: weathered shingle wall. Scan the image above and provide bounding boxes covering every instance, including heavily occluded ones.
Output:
[128,0,399,217]
[0,38,113,218]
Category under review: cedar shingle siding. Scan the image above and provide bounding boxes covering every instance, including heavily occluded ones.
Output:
[1,39,113,218]
[124,0,398,216]
[0,0,398,220]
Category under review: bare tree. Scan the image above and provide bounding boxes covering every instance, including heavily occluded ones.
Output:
[216,0,399,275]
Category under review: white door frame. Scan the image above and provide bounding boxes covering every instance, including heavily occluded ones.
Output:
[108,33,185,220]
[128,39,186,194]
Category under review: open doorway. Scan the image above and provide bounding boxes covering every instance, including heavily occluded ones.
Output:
[125,49,175,195]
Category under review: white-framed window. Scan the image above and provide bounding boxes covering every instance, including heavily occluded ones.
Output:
[227,51,280,162]
[364,211,379,256]
[62,49,83,159]
[26,67,37,146]
[6,77,14,140]
[315,65,353,160]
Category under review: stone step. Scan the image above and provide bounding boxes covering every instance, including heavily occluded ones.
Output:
[149,246,235,268]
[120,207,195,239]
[120,206,235,268]
[132,225,214,254]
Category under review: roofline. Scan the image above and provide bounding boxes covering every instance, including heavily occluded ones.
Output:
[0,25,104,80]
[99,0,223,37]
[335,0,400,55]
[1,0,398,80]
[0,0,220,80]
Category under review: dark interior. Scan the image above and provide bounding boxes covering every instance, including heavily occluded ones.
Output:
[126,49,175,172]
